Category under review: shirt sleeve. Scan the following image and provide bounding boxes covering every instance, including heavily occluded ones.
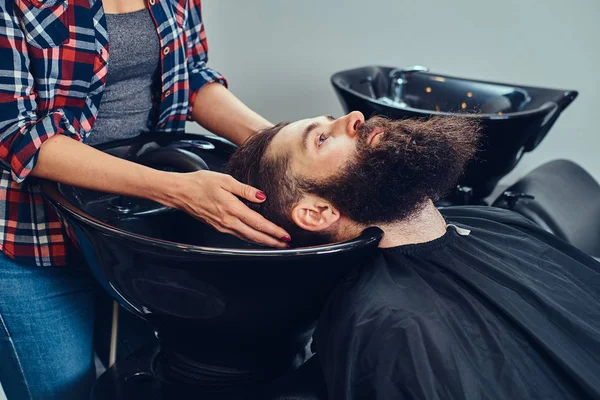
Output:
[185,0,228,120]
[0,3,82,183]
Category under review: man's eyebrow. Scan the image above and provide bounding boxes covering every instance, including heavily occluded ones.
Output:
[302,122,320,151]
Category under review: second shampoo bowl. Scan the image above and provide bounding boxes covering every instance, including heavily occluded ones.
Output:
[331,66,578,202]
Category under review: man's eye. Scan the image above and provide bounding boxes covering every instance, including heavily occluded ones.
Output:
[318,133,328,146]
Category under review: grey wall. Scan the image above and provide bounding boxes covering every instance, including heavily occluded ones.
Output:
[188,0,600,186]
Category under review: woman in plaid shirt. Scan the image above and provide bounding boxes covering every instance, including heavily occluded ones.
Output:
[0,0,291,398]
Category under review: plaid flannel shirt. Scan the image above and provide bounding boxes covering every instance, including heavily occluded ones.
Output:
[0,0,226,266]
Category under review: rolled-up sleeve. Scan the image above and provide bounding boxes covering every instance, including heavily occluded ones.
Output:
[0,4,82,183]
[185,0,228,120]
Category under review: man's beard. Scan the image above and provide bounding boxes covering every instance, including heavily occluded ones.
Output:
[299,116,481,225]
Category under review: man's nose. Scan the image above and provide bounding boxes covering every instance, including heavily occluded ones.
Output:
[338,111,365,138]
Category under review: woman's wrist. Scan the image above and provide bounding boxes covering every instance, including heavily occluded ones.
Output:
[144,170,186,208]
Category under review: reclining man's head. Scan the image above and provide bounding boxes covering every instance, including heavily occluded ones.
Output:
[227,111,481,246]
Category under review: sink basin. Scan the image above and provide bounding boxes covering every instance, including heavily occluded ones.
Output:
[38,133,383,395]
[331,66,578,202]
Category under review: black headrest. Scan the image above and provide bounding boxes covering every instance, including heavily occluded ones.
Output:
[136,147,210,172]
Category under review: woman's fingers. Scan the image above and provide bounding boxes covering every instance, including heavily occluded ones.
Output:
[176,171,292,247]
[210,212,288,248]
[229,220,290,249]
[219,175,292,244]
[232,203,291,245]
[224,175,268,204]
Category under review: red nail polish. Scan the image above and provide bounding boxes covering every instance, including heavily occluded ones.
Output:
[282,236,291,243]
[256,191,267,200]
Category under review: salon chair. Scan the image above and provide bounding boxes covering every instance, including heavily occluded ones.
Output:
[493,159,600,259]
[39,133,382,399]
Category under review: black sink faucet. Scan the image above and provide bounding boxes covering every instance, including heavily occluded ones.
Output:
[388,65,429,103]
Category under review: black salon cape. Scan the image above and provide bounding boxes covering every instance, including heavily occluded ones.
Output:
[314,207,600,400]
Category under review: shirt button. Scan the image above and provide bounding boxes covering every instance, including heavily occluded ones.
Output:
[164,89,171,97]
[149,0,155,5]
[163,46,170,55]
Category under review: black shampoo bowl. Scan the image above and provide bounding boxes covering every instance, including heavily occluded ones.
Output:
[38,133,382,398]
[332,66,578,203]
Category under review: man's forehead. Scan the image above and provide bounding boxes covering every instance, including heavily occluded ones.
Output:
[281,117,317,136]
[267,116,319,155]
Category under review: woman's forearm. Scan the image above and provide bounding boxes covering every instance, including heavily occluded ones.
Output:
[31,135,171,202]
[191,83,273,145]
[29,127,291,247]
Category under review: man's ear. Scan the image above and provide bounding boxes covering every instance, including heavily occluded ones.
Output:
[291,194,340,232]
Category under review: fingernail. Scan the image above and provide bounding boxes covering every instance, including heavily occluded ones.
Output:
[256,191,267,200]
[281,236,291,243]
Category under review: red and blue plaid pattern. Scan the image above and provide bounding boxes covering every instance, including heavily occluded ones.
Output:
[0,0,226,266]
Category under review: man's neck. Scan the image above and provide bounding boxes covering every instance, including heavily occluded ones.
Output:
[372,200,447,248]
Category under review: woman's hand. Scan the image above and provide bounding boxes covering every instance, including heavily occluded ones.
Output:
[32,136,290,247]
[160,170,291,248]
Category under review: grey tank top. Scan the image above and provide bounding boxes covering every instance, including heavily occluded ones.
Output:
[87,8,161,146]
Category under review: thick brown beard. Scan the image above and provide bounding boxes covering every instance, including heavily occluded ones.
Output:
[299,115,482,225]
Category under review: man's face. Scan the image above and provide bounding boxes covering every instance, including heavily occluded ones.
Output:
[264,112,480,226]
[267,111,382,181]
[266,111,418,225]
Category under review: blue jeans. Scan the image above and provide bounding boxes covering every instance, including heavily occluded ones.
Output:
[0,254,156,400]
[0,255,96,399]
